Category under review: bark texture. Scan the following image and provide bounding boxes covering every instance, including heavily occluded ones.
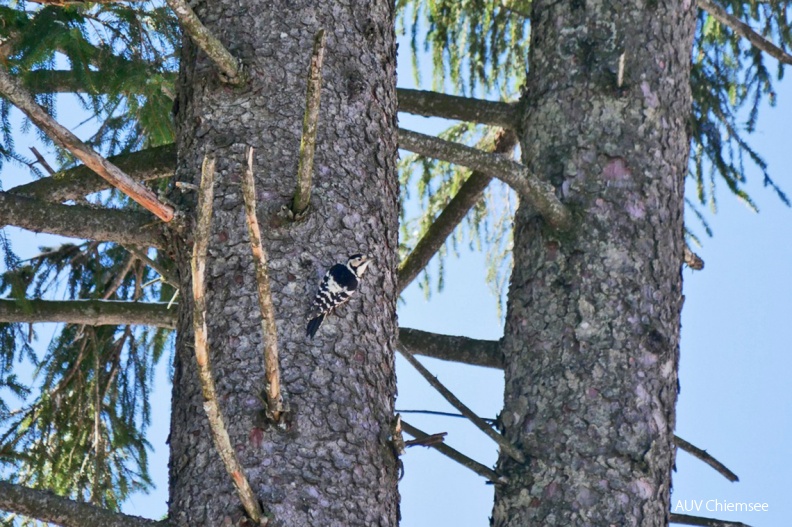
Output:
[494,1,696,525]
[167,1,399,526]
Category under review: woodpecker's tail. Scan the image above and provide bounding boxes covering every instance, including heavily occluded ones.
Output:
[306,313,325,338]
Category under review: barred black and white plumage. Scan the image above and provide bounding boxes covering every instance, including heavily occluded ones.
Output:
[306,254,371,338]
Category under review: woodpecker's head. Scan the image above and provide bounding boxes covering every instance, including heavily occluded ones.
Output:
[346,254,371,278]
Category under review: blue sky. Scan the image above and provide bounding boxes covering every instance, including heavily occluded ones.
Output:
[2,24,791,527]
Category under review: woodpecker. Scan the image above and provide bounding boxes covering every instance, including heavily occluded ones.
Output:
[306,254,371,338]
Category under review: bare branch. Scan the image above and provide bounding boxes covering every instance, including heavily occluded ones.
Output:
[0,299,176,328]
[292,30,326,216]
[8,144,175,203]
[398,328,502,369]
[0,192,166,248]
[164,0,246,84]
[670,513,751,527]
[400,420,507,484]
[674,435,739,482]
[0,480,163,527]
[397,88,518,130]
[29,147,56,175]
[192,156,266,525]
[28,0,147,4]
[697,0,792,65]
[397,129,518,292]
[684,244,705,270]
[241,146,284,422]
[0,67,175,222]
[399,128,571,230]
[398,346,525,463]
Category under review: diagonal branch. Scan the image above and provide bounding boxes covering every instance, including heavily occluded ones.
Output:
[292,30,326,216]
[398,346,525,463]
[400,420,507,484]
[399,128,571,230]
[192,156,266,525]
[0,192,166,248]
[674,435,739,482]
[0,67,175,222]
[7,144,176,203]
[0,480,163,527]
[697,0,792,65]
[165,0,246,84]
[0,299,176,328]
[397,129,518,292]
[241,146,284,422]
[670,513,751,527]
[399,328,502,369]
[397,88,519,130]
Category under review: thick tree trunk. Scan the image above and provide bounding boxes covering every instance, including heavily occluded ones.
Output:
[494,1,696,525]
[166,1,400,525]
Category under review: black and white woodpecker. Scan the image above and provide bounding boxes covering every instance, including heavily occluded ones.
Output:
[306,254,371,338]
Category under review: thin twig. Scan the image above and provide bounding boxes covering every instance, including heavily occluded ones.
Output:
[397,129,518,292]
[397,346,525,463]
[674,435,738,482]
[101,252,137,300]
[670,513,751,527]
[124,246,178,285]
[192,155,266,526]
[697,0,792,65]
[396,409,496,424]
[400,420,507,484]
[0,67,175,222]
[164,0,246,84]
[29,147,56,175]
[241,146,284,422]
[399,128,571,230]
[292,29,327,216]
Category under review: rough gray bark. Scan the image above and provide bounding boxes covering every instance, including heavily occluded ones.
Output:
[166,1,400,526]
[494,1,696,525]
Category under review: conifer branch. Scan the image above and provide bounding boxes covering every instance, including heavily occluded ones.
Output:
[399,328,502,369]
[397,88,519,130]
[399,128,571,230]
[0,299,176,328]
[0,481,163,527]
[0,192,166,248]
[164,0,246,84]
[397,130,518,292]
[674,436,739,482]
[0,67,175,222]
[192,156,266,526]
[292,29,326,216]
[7,144,175,203]
[125,246,178,285]
[241,146,284,422]
[400,420,507,484]
[28,0,147,4]
[697,0,792,65]
[670,513,751,527]
[397,346,525,463]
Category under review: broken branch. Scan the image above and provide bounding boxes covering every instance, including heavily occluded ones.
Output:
[164,0,246,84]
[0,67,175,222]
[241,146,284,422]
[292,29,327,216]
[192,155,266,525]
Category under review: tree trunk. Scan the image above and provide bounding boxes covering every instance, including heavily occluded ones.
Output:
[167,1,400,525]
[494,1,696,525]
